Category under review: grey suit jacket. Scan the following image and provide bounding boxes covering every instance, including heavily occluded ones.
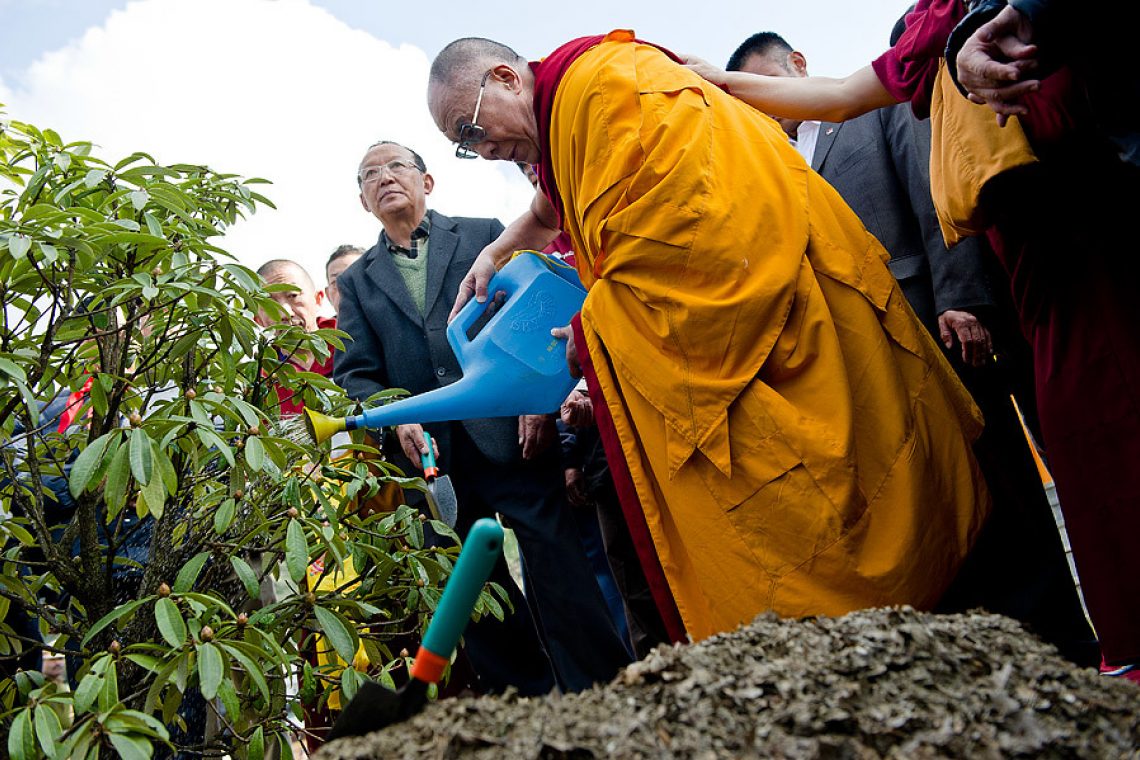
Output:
[812,104,994,333]
[333,209,520,472]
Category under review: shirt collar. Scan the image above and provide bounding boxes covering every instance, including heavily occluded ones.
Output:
[380,213,431,259]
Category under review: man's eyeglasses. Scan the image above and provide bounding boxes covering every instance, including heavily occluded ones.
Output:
[357,159,422,185]
[455,70,492,159]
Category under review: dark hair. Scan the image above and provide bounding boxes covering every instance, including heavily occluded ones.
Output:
[726,32,794,72]
[326,244,365,271]
[890,5,917,47]
[359,141,427,180]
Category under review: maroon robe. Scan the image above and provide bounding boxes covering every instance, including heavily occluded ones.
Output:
[875,0,1140,666]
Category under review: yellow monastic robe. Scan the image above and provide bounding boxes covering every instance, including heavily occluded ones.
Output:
[550,32,990,640]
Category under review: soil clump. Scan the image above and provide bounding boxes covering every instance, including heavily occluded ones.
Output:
[321,607,1139,758]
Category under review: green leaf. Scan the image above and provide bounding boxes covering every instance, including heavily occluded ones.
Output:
[129,189,149,211]
[6,707,34,760]
[229,555,260,599]
[244,434,265,472]
[196,642,224,700]
[139,473,165,519]
[312,605,358,664]
[154,597,187,648]
[129,429,154,485]
[218,643,270,703]
[0,355,28,383]
[98,657,120,711]
[8,234,31,260]
[72,655,110,714]
[173,552,209,593]
[196,426,235,467]
[248,726,265,760]
[82,596,151,646]
[104,442,132,513]
[108,733,152,760]
[215,679,241,735]
[83,168,107,188]
[143,211,163,237]
[341,665,362,702]
[154,449,177,495]
[68,431,116,498]
[213,498,236,534]
[34,705,63,757]
[38,241,59,263]
[125,653,163,672]
[285,518,309,582]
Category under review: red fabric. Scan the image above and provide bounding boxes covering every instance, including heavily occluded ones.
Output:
[277,316,337,417]
[57,376,93,433]
[571,313,686,644]
[529,34,681,226]
[870,0,1084,149]
[869,0,1140,665]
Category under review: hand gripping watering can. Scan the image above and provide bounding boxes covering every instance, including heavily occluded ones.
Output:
[306,252,587,444]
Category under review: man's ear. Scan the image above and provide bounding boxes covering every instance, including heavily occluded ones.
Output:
[492,62,521,92]
[422,172,435,195]
[316,289,326,306]
[787,51,809,77]
[359,190,371,213]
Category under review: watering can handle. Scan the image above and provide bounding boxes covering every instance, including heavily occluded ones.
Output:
[447,262,522,362]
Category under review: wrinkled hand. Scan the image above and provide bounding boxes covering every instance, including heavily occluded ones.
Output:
[448,248,499,322]
[956,4,1040,126]
[564,467,589,509]
[938,309,993,367]
[681,54,731,88]
[518,414,557,460]
[394,424,438,470]
[561,390,595,428]
[550,324,581,378]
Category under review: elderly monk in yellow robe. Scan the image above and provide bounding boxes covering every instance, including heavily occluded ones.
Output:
[427,32,990,642]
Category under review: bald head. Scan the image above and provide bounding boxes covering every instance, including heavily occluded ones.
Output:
[257,259,315,291]
[256,259,322,331]
[429,37,525,89]
[427,37,542,164]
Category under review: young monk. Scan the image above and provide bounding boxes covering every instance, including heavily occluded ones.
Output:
[427,32,990,643]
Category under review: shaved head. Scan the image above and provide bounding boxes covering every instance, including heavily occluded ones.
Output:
[256,259,322,331]
[257,259,315,291]
[429,37,524,90]
[427,37,542,164]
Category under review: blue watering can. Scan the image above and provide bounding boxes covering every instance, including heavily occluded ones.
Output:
[305,252,586,444]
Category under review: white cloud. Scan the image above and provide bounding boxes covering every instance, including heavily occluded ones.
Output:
[1,0,533,291]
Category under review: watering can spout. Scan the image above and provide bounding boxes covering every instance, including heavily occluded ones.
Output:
[305,408,346,445]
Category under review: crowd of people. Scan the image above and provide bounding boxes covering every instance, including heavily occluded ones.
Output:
[252,0,1137,746]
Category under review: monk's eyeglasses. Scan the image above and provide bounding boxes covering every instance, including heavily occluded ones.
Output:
[455,70,492,159]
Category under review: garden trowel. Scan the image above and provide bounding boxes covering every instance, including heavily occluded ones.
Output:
[327,518,504,739]
[420,431,458,528]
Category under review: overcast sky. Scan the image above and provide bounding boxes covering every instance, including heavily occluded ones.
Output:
[0,0,912,291]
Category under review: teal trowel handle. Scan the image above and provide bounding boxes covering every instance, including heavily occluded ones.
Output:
[420,431,439,478]
[411,518,504,682]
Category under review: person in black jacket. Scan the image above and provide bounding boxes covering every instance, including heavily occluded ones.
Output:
[333,141,630,694]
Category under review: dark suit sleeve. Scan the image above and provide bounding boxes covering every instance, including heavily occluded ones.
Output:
[332,269,389,402]
[881,106,994,317]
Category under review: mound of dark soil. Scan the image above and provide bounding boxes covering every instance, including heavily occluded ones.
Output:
[321,608,1139,759]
